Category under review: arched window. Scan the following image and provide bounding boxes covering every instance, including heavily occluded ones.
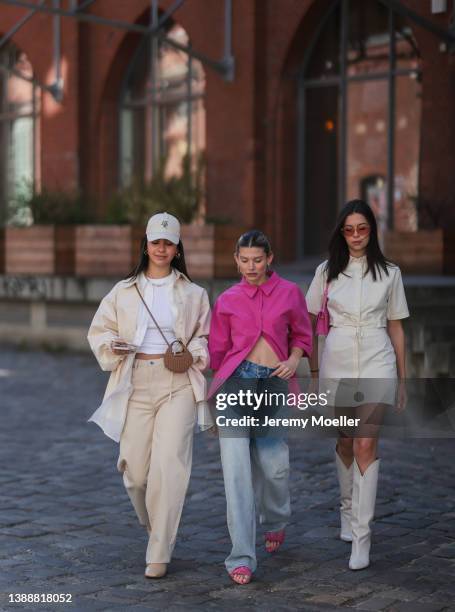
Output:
[0,45,39,225]
[119,23,206,188]
[299,0,421,255]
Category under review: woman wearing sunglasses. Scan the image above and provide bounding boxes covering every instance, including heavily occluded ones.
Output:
[306,199,409,570]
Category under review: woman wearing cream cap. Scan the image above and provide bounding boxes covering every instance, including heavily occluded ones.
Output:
[88,212,212,579]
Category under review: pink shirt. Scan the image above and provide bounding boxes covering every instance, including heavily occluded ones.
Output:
[208,271,313,397]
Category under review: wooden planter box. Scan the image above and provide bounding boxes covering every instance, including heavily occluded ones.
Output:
[132,224,249,279]
[384,230,444,274]
[214,225,250,278]
[0,229,5,273]
[443,231,455,275]
[74,225,133,277]
[1,226,55,275]
[0,226,70,275]
[0,225,80,276]
[131,226,145,270]
[181,224,215,279]
[131,224,215,279]
[0,225,133,277]
[0,223,250,279]
[54,226,76,275]
[384,230,455,275]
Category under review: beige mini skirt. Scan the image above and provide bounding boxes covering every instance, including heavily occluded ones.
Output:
[319,326,397,408]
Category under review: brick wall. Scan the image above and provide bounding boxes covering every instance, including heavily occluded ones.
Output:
[2,0,455,261]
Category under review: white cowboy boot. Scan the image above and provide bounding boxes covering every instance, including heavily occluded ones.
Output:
[335,450,353,542]
[349,458,380,570]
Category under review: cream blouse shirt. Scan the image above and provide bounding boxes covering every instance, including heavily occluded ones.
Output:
[306,255,409,328]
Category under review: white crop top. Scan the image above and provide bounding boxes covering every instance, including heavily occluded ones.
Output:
[138,271,177,354]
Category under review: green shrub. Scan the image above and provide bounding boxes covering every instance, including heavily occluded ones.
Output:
[106,152,205,225]
[6,152,205,227]
[8,186,94,226]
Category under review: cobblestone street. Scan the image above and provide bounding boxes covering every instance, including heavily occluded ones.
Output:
[0,347,454,611]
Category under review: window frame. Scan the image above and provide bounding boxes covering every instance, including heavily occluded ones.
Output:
[297,0,423,257]
[118,24,205,189]
[0,45,39,226]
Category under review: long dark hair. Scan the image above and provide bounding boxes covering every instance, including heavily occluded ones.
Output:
[235,230,272,256]
[326,199,391,282]
[126,235,192,281]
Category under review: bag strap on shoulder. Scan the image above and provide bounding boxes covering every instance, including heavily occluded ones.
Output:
[134,284,200,348]
[134,285,171,349]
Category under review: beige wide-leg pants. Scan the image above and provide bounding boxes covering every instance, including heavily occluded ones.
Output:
[117,358,196,564]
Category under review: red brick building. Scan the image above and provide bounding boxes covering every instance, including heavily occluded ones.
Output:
[1,0,454,266]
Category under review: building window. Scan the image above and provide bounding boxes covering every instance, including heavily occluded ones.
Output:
[299,0,422,255]
[0,45,39,225]
[119,24,206,188]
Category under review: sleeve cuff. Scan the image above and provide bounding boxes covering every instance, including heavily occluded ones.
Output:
[387,312,410,320]
[290,341,312,357]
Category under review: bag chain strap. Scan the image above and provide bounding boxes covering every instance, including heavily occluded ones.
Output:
[134,284,199,350]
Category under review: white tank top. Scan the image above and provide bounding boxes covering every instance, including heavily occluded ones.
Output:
[138,271,177,354]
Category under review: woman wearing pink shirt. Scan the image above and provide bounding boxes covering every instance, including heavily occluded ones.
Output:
[208,230,312,585]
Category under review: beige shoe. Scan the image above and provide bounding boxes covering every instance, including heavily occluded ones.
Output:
[145,563,167,579]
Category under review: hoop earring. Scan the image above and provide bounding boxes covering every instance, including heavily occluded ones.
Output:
[176,252,181,259]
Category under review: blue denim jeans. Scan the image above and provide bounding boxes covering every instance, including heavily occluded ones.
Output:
[218,360,291,573]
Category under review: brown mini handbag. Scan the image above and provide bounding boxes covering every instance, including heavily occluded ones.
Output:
[135,285,199,373]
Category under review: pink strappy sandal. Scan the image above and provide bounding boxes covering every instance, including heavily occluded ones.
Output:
[229,565,252,584]
[265,528,285,553]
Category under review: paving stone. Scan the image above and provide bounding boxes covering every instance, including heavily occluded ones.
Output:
[392,604,446,612]
[354,596,398,610]
[431,542,455,558]
[0,348,454,610]
[305,592,352,605]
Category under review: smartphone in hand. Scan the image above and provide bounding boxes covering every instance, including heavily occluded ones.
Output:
[111,340,138,354]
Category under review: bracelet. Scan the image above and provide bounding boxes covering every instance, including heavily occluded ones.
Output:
[310,369,319,373]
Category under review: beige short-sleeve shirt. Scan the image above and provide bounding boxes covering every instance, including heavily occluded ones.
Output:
[306,256,409,328]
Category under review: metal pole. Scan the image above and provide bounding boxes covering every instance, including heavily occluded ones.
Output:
[51,0,63,102]
[0,54,5,225]
[224,0,232,59]
[0,63,56,95]
[150,0,159,178]
[32,77,37,197]
[223,0,235,81]
[0,0,46,49]
[0,0,233,78]
[338,0,348,209]
[162,35,228,75]
[377,0,455,45]
[0,0,191,38]
[387,9,396,230]
[187,51,193,164]
[72,0,97,12]
[157,0,186,28]
[297,77,306,259]
[0,0,154,34]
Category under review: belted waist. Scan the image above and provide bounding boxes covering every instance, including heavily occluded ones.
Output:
[331,323,386,330]
[330,324,387,339]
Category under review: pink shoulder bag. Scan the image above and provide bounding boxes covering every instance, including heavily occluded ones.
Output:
[315,282,330,336]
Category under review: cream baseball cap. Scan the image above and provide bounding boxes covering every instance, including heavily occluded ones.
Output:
[146,212,180,244]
